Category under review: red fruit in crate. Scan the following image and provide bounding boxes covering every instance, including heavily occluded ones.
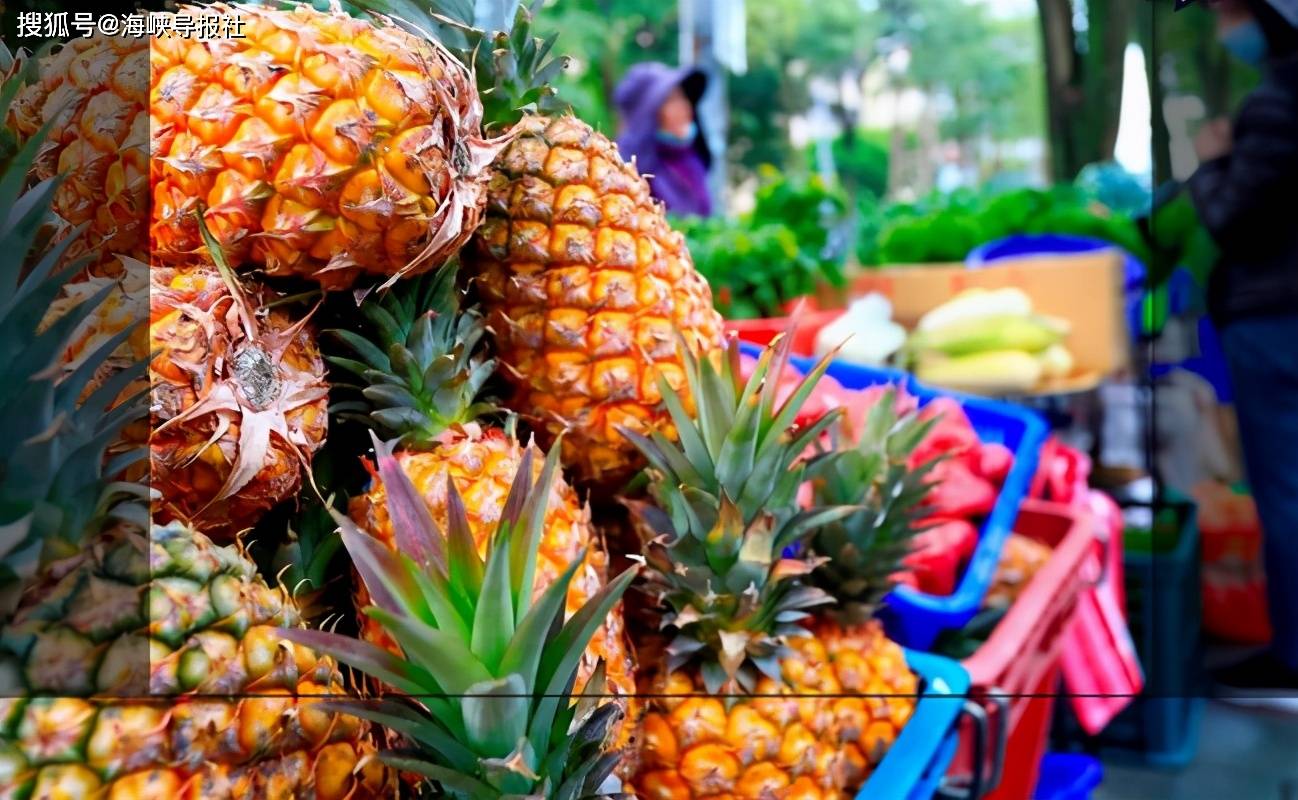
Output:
[911,397,981,469]
[924,460,998,519]
[841,383,920,438]
[978,442,1015,486]
[903,518,980,595]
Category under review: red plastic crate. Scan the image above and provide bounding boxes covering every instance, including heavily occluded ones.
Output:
[723,297,843,357]
[1058,490,1143,736]
[946,500,1099,800]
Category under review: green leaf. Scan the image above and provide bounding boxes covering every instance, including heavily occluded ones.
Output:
[369,432,447,574]
[443,474,486,620]
[328,329,390,371]
[377,755,498,800]
[365,607,492,696]
[410,562,471,643]
[498,552,581,694]
[462,673,530,758]
[528,565,637,757]
[275,628,440,698]
[316,698,477,772]
[471,523,516,672]
[511,441,561,623]
[336,520,433,625]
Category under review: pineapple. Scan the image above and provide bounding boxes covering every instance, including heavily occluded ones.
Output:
[0,107,387,799]
[0,520,393,799]
[326,266,637,739]
[799,388,949,772]
[622,337,914,800]
[7,35,147,277]
[1,86,147,610]
[279,436,638,796]
[807,387,943,623]
[144,2,508,288]
[379,0,724,485]
[149,228,329,538]
[985,533,1052,607]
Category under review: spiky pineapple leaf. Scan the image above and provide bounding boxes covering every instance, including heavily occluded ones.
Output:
[618,335,856,687]
[284,442,636,797]
[327,265,498,447]
[807,387,949,623]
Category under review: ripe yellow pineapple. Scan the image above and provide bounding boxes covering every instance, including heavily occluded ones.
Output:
[0,520,393,799]
[150,248,329,538]
[146,2,508,288]
[623,338,917,799]
[8,35,147,277]
[327,267,638,740]
[2,104,388,798]
[406,0,724,485]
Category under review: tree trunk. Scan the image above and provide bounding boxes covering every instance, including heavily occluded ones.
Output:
[1036,0,1132,181]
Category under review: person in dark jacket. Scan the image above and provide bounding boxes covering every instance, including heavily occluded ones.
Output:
[1190,0,1298,692]
[613,62,714,217]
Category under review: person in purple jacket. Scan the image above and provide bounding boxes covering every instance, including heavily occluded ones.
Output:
[614,62,714,217]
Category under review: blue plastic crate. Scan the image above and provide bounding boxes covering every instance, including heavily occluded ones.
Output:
[860,650,970,800]
[781,351,1049,649]
[1033,753,1103,799]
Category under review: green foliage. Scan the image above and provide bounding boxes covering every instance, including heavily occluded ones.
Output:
[857,182,1154,267]
[678,168,850,319]
[807,130,890,200]
[526,0,1041,185]
[1145,191,1219,288]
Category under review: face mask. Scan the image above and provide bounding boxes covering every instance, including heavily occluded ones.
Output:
[656,122,697,147]
[1219,19,1269,66]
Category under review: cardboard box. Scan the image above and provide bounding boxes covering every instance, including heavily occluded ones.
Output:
[847,251,1129,394]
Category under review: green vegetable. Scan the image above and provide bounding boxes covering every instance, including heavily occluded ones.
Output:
[677,166,850,319]
[857,175,1154,268]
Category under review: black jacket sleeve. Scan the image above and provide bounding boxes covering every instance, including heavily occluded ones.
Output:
[1188,84,1298,258]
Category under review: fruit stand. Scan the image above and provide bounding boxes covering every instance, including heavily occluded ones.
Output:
[0,1,1234,799]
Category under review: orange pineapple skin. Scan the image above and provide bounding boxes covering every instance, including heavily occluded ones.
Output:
[631,621,916,800]
[9,36,148,277]
[348,424,638,738]
[147,3,505,288]
[150,267,328,537]
[466,115,723,486]
[0,523,393,799]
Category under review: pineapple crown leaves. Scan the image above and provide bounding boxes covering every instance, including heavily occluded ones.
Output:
[326,262,497,446]
[273,496,346,608]
[280,431,637,798]
[357,0,568,127]
[807,389,947,624]
[0,85,147,609]
[617,335,860,694]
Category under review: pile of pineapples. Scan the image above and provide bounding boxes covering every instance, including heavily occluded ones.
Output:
[0,2,951,798]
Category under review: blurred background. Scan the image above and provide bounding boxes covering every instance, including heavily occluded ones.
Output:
[536,0,1258,197]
